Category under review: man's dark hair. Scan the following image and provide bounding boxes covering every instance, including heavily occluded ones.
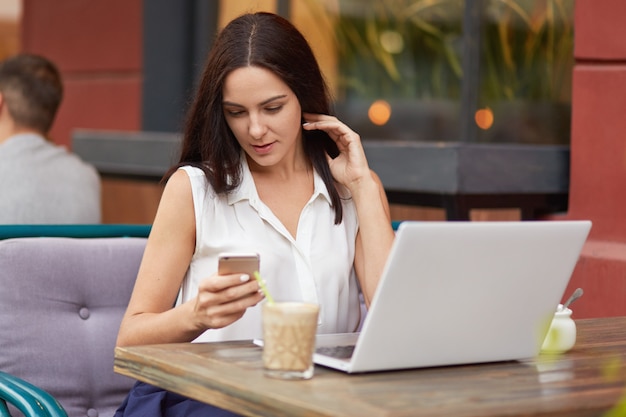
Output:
[0,53,63,134]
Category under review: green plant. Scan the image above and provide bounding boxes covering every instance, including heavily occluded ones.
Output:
[310,0,573,103]
[481,0,574,102]
[329,0,464,100]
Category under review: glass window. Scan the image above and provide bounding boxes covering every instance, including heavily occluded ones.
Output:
[476,0,574,144]
[318,0,465,142]
[301,0,573,145]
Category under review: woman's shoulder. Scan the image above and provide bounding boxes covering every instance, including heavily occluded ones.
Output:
[176,166,213,192]
[162,166,218,205]
[178,165,206,179]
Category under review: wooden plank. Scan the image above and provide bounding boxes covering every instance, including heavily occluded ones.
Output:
[72,131,569,195]
[72,130,180,178]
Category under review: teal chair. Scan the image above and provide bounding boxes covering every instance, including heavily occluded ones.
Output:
[0,371,67,417]
[0,224,151,240]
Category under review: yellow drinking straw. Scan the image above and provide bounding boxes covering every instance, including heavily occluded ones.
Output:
[253,271,275,305]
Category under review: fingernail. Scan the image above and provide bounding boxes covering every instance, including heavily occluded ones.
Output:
[302,122,310,126]
[258,289,266,297]
[240,274,250,282]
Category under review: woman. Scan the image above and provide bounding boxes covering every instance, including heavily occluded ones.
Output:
[115,11,395,416]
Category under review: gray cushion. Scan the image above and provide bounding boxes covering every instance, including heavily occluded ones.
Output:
[0,237,146,417]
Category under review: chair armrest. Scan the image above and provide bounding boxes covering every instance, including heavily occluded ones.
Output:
[0,371,67,417]
[0,398,11,417]
[0,224,151,240]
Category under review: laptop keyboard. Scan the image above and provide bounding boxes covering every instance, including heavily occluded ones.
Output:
[315,344,355,359]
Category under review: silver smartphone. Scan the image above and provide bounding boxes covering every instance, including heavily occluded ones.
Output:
[217,252,260,276]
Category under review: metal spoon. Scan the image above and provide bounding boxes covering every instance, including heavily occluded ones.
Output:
[560,288,584,311]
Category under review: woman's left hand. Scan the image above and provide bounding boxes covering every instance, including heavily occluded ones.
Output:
[303,113,394,307]
[302,113,370,189]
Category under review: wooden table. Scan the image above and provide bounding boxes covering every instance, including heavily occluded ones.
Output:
[114,317,626,417]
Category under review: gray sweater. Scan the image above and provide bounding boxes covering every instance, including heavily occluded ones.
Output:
[0,133,101,224]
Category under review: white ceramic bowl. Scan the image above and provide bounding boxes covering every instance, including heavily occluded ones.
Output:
[540,306,576,354]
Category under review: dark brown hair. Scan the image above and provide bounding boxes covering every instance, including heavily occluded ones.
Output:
[0,54,63,134]
[167,12,343,223]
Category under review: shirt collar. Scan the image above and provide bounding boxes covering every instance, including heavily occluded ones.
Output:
[1,133,46,148]
[227,155,332,206]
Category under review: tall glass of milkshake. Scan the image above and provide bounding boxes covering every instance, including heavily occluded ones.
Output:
[262,302,319,380]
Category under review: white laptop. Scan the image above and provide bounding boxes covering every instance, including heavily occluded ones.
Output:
[313,220,592,373]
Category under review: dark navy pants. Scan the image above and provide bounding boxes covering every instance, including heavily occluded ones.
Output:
[114,381,242,417]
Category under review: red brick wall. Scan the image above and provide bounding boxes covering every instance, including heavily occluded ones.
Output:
[20,0,143,148]
[558,0,626,318]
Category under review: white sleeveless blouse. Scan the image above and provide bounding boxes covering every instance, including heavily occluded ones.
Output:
[176,159,361,342]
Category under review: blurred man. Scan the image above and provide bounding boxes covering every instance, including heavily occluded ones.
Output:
[0,53,101,224]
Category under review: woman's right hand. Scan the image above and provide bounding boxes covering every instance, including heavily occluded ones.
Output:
[192,272,265,331]
[117,170,264,347]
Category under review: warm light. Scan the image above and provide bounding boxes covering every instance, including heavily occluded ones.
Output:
[475,107,494,130]
[380,30,404,54]
[368,100,392,126]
